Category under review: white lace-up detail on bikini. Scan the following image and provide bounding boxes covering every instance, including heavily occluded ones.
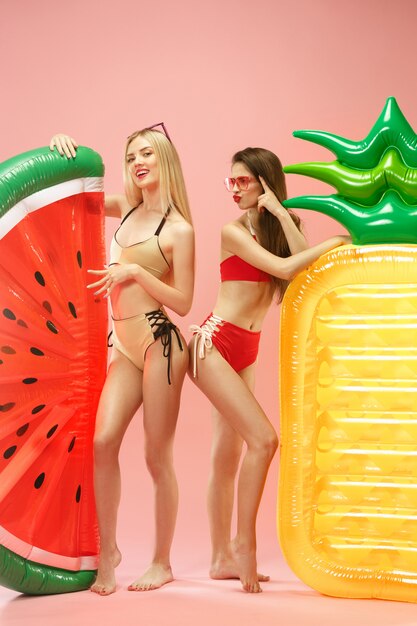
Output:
[189,314,224,378]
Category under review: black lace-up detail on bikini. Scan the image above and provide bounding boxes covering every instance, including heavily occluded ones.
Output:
[145,309,183,385]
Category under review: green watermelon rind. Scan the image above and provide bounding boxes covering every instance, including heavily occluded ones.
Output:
[0,544,96,595]
[0,146,104,217]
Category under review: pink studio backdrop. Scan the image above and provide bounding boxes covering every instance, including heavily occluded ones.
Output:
[1,0,417,580]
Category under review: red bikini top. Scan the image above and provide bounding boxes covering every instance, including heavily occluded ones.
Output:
[220,223,271,283]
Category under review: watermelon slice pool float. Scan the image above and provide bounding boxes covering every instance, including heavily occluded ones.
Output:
[0,146,107,594]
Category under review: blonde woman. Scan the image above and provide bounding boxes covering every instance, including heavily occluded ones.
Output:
[51,125,194,595]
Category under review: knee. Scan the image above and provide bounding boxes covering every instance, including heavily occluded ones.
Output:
[144,448,173,480]
[94,432,121,461]
[263,432,279,460]
[252,431,278,462]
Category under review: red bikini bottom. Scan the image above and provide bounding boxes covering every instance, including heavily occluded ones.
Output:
[190,313,261,376]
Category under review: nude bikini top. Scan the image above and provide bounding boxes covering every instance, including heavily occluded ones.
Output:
[109,207,170,277]
[220,219,270,283]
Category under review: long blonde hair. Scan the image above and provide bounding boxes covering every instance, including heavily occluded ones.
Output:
[123,128,192,224]
[232,147,302,302]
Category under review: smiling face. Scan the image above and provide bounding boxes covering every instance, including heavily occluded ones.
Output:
[126,135,160,190]
[230,161,263,211]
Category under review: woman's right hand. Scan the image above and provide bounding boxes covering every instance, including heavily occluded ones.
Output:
[49,134,78,159]
[332,234,352,246]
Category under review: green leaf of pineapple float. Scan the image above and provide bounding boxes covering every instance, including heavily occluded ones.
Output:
[279,98,417,603]
[284,97,417,244]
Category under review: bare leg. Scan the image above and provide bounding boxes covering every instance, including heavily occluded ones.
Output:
[188,338,278,593]
[208,407,243,579]
[208,366,269,582]
[91,352,143,595]
[128,334,188,591]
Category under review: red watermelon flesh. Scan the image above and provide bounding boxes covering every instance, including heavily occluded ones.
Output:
[0,182,107,584]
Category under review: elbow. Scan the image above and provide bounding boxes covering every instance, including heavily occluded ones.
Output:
[176,305,191,317]
[279,262,295,281]
[173,299,193,317]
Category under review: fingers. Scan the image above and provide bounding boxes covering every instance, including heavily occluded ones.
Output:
[86,276,107,290]
[259,176,270,192]
[257,197,265,213]
[87,268,116,297]
[49,134,78,159]
[87,278,113,297]
[87,269,108,276]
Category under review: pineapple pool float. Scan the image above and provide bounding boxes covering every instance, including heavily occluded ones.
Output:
[0,147,107,594]
[279,97,417,602]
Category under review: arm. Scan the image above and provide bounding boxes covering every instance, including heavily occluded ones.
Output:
[104,194,132,219]
[258,176,308,254]
[276,211,308,254]
[222,223,350,282]
[50,135,132,219]
[88,222,195,316]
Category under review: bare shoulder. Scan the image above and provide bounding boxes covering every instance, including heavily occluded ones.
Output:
[166,216,194,239]
[221,219,249,244]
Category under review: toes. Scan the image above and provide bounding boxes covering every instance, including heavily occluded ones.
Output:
[91,585,109,595]
[242,580,262,593]
[258,574,270,582]
[128,584,154,592]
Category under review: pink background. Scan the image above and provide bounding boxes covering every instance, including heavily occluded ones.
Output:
[2,0,417,622]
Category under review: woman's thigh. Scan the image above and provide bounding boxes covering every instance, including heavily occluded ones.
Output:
[95,350,144,446]
[142,331,188,450]
[191,343,275,447]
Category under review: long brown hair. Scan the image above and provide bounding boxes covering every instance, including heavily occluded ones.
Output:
[124,128,192,224]
[232,147,302,301]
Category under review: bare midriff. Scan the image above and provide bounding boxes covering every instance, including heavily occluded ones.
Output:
[110,278,167,320]
[213,280,273,331]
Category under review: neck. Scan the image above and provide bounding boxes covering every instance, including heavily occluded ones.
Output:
[141,186,164,213]
[247,208,260,228]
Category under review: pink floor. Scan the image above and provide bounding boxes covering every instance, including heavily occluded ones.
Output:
[1,555,417,626]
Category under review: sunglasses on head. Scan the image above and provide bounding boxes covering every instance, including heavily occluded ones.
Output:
[224,176,255,192]
[127,122,171,142]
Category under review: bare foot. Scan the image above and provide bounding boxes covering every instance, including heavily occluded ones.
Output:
[231,539,262,593]
[90,549,122,596]
[128,563,174,592]
[210,557,269,582]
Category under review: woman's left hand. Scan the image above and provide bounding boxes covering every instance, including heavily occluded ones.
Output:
[87,264,138,297]
[257,176,287,218]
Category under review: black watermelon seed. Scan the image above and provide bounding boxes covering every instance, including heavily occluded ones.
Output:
[34,473,45,489]
[17,319,28,328]
[68,437,76,452]
[35,271,45,286]
[30,347,44,356]
[75,485,81,503]
[43,301,52,314]
[2,346,16,355]
[46,424,58,439]
[77,251,82,268]
[68,302,77,318]
[46,320,58,334]
[3,445,17,459]
[23,377,37,385]
[17,423,29,436]
[32,405,45,414]
[0,360,3,365]
[0,403,15,412]
[3,309,16,320]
